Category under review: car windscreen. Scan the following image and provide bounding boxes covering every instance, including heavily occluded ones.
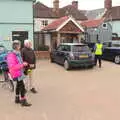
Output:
[72,45,90,52]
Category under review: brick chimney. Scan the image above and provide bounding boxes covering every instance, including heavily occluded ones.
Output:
[72,1,78,9]
[53,0,59,13]
[104,0,112,10]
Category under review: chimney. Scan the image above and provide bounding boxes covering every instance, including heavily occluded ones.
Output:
[53,0,59,13]
[104,0,112,10]
[72,1,78,9]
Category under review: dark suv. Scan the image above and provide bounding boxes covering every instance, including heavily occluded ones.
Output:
[50,43,95,70]
[103,41,120,64]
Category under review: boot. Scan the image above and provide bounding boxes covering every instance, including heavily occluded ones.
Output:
[30,88,37,94]
[15,96,20,104]
[21,99,32,107]
[99,64,101,68]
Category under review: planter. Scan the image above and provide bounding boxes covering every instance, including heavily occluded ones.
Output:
[34,51,50,59]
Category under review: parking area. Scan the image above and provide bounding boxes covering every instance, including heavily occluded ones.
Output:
[0,60,120,120]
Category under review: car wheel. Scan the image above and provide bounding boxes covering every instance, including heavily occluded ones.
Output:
[114,56,120,64]
[64,60,70,70]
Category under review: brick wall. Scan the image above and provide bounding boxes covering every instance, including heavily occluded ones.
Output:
[34,51,50,59]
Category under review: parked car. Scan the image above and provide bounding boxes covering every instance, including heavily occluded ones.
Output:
[0,45,8,63]
[50,43,95,70]
[102,41,120,64]
[0,45,8,71]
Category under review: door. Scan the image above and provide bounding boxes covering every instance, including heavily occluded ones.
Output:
[55,45,70,64]
[12,31,28,48]
[103,47,111,60]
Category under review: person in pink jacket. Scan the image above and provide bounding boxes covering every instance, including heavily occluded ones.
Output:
[7,40,31,107]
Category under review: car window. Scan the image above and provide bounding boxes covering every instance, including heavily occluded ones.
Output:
[111,44,120,47]
[103,42,111,47]
[57,45,71,52]
[72,45,90,52]
[62,45,71,51]
[57,45,62,51]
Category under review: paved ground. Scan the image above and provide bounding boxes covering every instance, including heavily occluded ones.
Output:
[0,60,120,120]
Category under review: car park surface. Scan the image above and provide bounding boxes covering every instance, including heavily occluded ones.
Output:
[0,60,120,120]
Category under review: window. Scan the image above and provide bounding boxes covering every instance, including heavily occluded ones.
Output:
[102,23,107,29]
[62,45,71,51]
[41,20,48,27]
[57,45,71,51]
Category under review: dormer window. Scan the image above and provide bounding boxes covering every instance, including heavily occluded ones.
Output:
[102,23,107,29]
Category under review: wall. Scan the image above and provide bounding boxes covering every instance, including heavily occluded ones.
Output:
[0,1,33,23]
[98,22,112,42]
[111,21,120,37]
[86,23,112,43]
[0,24,33,50]
[34,18,56,31]
[0,0,33,49]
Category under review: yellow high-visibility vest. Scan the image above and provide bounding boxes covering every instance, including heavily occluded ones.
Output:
[95,43,103,55]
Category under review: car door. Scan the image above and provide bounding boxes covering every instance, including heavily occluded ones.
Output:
[55,45,65,64]
[59,45,70,64]
[54,45,65,64]
[103,47,111,60]
[103,42,111,60]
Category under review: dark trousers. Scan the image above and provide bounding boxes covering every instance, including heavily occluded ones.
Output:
[95,55,102,67]
[16,80,25,98]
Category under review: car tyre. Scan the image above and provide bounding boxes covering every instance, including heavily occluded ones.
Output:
[64,60,70,70]
[114,56,120,64]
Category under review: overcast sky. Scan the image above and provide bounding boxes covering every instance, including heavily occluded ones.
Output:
[37,0,120,10]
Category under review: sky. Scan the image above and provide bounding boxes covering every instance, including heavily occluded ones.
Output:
[37,0,120,10]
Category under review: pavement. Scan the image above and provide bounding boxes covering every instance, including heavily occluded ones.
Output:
[0,60,120,120]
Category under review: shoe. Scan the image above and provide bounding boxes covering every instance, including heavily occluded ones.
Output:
[25,89,27,94]
[30,88,37,93]
[21,99,32,107]
[15,96,20,104]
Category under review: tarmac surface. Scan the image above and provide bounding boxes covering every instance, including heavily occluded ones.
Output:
[0,60,120,120]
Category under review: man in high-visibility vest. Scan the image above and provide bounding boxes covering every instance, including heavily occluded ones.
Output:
[94,40,103,68]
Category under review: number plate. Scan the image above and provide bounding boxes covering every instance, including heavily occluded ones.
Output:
[79,55,88,58]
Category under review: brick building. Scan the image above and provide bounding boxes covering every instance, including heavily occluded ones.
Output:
[33,0,87,50]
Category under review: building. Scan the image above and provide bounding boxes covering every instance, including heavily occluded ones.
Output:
[81,0,112,43]
[0,0,35,50]
[33,0,87,50]
[81,18,112,43]
[42,16,84,49]
[104,5,120,39]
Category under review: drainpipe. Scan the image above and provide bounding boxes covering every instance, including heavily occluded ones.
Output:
[33,0,36,50]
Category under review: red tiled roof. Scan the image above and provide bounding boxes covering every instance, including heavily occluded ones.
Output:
[81,18,104,28]
[42,16,69,31]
